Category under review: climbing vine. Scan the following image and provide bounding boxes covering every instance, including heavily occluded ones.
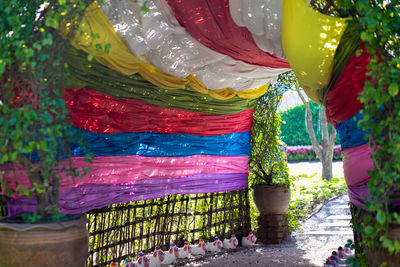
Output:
[0,0,94,220]
[338,0,400,260]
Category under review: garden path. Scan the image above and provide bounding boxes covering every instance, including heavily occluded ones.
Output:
[180,161,352,267]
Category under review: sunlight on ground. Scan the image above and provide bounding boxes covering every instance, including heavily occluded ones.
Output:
[288,161,344,177]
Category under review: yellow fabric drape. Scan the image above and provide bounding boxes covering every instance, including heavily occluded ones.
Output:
[282,0,348,104]
[65,2,267,100]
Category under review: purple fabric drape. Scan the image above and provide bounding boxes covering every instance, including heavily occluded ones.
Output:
[7,173,248,215]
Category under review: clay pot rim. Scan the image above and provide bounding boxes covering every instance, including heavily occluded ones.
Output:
[252,184,290,192]
[0,215,87,232]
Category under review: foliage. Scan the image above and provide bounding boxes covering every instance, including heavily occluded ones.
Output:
[249,78,290,188]
[0,0,93,221]
[286,145,342,162]
[280,101,340,146]
[337,0,400,259]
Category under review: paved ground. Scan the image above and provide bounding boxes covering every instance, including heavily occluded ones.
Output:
[179,161,352,267]
[287,161,344,177]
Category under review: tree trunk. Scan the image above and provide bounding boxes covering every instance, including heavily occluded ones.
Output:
[296,89,336,180]
[27,166,48,217]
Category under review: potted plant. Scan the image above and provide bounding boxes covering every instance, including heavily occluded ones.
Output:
[249,83,291,216]
[0,1,92,266]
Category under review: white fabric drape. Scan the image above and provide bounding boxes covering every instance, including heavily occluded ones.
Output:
[100,0,289,92]
[229,0,285,59]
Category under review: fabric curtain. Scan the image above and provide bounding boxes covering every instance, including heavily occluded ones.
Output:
[65,88,254,136]
[325,43,372,127]
[7,173,249,214]
[66,49,259,115]
[165,0,289,68]
[64,2,270,99]
[229,0,284,58]
[100,0,289,92]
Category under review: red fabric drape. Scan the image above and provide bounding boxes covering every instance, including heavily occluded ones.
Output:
[165,0,290,69]
[64,88,254,136]
[325,43,372,127]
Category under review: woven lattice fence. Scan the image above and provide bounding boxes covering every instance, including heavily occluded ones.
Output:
[86,189,251,267]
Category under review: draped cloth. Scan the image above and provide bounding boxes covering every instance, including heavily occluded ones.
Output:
[229,0,284,58]
[64,2,268,99]
[281,0,347,105]
[66,48,259,115]
[64,88,254,136]
[325,43,372,127]
[67,128,251,158]
[2,155,249,191]
[336,111,369,150]
[7,173,249,214]
[100,0,289,92]
[165,0,289,68]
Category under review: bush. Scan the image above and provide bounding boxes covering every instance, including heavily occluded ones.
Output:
[286,145,342,162]
[279,101,340,146]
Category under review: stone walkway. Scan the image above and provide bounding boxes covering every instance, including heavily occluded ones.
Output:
[182,194,353,267]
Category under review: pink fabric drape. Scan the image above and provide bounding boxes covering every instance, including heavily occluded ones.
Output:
[1,155,249,191]
[342,143,374,187]
[165,0,289,69]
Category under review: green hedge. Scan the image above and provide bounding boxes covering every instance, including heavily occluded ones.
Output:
[279,101,340,146]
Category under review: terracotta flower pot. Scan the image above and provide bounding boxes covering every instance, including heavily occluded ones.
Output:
[252,184,291,215]
[0,215,88,267]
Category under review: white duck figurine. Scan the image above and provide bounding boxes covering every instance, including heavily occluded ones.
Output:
[241,233,257,247]
[337,246,354,264]
[223,234,239,249]
[206,236,223,253]
[191,239,208,256]
[178,241,192,259]
[146,247,165,267]
[135,252,150,267]
[162,243,180,265]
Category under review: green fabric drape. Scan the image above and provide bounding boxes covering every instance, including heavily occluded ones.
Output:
[66,48,258,115]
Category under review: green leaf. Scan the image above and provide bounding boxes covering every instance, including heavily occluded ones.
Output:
[364,225,374,236]
[87,54,94,61]
[140,6,150,13]
[104,43,112,54]
[388,83,399,96]
[45,17,59,29]
[376,210,386,225]
[360,31,372,42]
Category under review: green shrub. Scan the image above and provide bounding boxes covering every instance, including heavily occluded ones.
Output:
[279,101,340,146]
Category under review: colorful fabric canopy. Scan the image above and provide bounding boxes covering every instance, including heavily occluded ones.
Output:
[100,0,289,92]
[65,2,268,100]
[165,0,289,69]
[6,0,379,213]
